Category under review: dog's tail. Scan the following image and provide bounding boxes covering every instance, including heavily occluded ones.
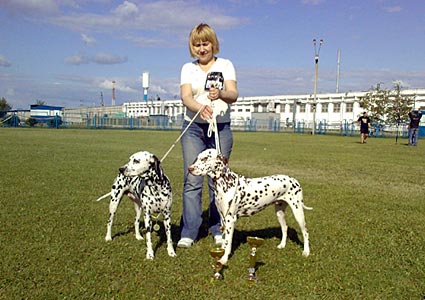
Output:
[96,192,111,202]
[303,204,313,211]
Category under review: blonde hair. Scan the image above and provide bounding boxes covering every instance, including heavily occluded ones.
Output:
[188,23,220,58]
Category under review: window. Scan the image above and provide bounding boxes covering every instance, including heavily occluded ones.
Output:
[333,103,341,113]
[321,103,328,113]
[300,104,306,113]
[345,103,353,113]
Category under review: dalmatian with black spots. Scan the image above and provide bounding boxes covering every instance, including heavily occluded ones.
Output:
[96,151,176,260]
[188,148,312,265]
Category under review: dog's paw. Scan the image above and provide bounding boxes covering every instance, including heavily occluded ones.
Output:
[105,236,112,242]
[146,252,155,260]
[302,250,310,257]
[167,246,177,257]
[218,257,228,266]
[136,234,144,241]
[277,241,286,249]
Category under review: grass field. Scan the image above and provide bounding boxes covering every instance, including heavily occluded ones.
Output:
[0,128,424,300]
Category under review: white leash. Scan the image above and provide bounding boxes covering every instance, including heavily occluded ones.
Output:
[160,104,206,162]
[207,105,222,156]
[207,117,221,156]
[96,105,206,202]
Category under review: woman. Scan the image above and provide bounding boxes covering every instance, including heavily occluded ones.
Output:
[178,23,238,248]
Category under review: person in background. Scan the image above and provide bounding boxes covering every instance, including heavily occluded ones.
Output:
[177,23,238,248]
[356,112,371,144]
[407,110,423,146]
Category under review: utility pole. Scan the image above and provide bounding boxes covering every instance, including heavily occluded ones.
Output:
[312,39,323,135]
[336,49,340,93]
[112,80,116,106]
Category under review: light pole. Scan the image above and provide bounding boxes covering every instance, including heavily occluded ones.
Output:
[312,39,323,135]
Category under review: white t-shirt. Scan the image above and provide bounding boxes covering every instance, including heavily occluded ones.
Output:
[180,57,236,123]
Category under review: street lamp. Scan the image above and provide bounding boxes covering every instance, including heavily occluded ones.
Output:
[312,39,323,135]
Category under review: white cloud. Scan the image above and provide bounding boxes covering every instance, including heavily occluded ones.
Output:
[81,33,96,45]
[0,55,12,67]
[6,88,15,97]
[2,1,246,50]
[113,1,139,18]
[64,52,89,65]
[99,79,137,93]
[383,6,402,13]
[92,53,127,65]
[46,1,245,39]
[301,0,325,5]
[0,0,60,16]
[64,52,127,65]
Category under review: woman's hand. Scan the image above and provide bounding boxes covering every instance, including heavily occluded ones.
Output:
[200,105,213,121]
[207,86,220,101]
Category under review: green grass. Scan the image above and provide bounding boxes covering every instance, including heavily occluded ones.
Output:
[0,128,424,300]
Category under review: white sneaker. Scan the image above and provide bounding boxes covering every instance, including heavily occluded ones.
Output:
[177,237,194,248]
[214,235,223,246]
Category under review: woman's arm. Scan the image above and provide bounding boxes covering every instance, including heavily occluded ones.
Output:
[208,80,238,104]
[181,83,212,120]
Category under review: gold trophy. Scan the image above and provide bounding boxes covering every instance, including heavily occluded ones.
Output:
[246,236,264,283]
[209,247,225,281]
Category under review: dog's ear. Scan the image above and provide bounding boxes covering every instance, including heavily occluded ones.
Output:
[218,154,229,165]
[152,155,164,179]
[137,178,146,195]
[119,166,126,174]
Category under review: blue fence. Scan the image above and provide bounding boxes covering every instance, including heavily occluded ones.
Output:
[2,112,421,139]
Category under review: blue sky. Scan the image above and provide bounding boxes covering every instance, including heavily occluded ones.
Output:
[1,0,424,109]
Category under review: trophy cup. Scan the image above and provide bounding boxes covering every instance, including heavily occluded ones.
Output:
[246,236,264,283]
[209,247,225,281]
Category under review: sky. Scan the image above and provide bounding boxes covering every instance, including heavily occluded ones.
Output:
[1,0,424,110]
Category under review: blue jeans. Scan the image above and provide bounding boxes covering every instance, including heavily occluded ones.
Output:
[180,121,233,240]
[409,128,419,145]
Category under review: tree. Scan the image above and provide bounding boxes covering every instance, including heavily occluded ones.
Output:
[0,97,12,118]
[36,100,46,105]
[25,117,38,127]
[387,82,415,125]
[358,82,415,125]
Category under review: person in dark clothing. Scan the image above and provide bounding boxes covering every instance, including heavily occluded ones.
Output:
[408,110,423,146]
[356,112,371,144]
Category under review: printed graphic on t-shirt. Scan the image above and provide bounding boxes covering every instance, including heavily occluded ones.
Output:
[205,72,224,90]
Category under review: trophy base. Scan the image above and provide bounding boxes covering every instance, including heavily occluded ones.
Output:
[245,273,258,283]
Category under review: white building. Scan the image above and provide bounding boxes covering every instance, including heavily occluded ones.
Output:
[123,88,425,128]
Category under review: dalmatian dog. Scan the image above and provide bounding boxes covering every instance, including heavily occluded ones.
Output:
[96,151,176,260]
[188,148,312,265]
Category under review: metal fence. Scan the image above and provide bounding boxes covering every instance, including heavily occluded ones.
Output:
[1,111,416,139]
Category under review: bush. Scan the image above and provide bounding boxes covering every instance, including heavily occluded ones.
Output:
[26,117,38,127]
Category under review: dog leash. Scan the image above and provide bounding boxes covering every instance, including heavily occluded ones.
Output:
[96,105,205,202]
[207,110,222,156]
[160,104,206,162]
[161,101,222,161]
[219,174,239,232]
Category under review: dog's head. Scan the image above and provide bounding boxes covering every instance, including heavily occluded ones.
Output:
[119,151,163,179]
[188,148,228,178]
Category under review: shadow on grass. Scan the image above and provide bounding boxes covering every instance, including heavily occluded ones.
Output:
[111,209,304,258]
[230,227,303,253]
